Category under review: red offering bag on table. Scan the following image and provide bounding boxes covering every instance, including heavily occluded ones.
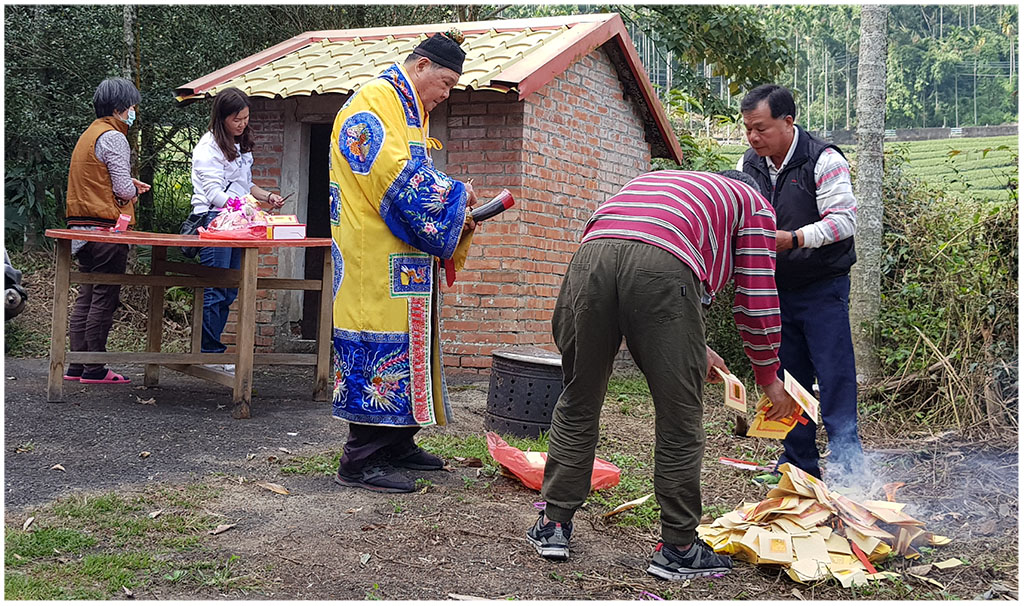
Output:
[198,196,270,240]
[485,431,620,492]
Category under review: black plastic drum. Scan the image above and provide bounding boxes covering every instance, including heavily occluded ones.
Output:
[485,346,563,438]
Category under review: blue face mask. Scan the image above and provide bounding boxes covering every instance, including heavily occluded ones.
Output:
[124,108,136,127]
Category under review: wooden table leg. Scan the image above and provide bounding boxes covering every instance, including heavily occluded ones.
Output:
[144,246,167,387]
[191,287,203,354]
[232,247,257,419]
[313,245,333,401]
[47,239,72,402]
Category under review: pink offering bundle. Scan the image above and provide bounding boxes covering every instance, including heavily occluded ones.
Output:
[198,196,269,240]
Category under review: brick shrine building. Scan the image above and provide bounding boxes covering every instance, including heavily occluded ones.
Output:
[175,13,682,373]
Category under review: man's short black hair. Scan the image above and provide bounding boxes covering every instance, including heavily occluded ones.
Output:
[718,169,760,190]
[93,77,141,118]
[740,84,796,121]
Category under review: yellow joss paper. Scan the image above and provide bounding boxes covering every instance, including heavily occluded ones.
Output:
[788,558,830,583]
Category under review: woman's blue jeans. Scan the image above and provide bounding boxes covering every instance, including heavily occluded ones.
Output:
[198,210,241,353]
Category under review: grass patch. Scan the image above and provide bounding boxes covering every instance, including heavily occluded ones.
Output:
[3,318,50,358]
[3,482,260,599]
[419,432,549,460]
[606,373,651,399]
[587,451,659,530]
[5,527,97,563]
[606,374,654,417]
[280,451,341,476]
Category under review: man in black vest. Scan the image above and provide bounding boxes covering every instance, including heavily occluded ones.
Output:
[737,84,864,479]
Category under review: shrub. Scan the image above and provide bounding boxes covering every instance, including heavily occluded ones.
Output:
[870,146,1017,432]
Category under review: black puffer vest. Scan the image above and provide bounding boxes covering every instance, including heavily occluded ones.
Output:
[741,127,856,291]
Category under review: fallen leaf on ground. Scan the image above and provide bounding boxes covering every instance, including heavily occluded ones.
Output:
[345,507,362,514]
[246,453,256,461]
[122,586,134,598]
[998,504,1010,517]
[266,455,278,463]
[448,594,486,601]
[791,588,804,600]
[135,396,156,405]
[12,553,23,561]
[358,553,371,566]
[602,493,654,518]
[361,524,384,531]
[22,517,34,531]
[50,464,66,472]
[934,557,963,570]
[255,481,289,495]
[149,510,163,519]
[278,447,292,454]
[139,451,151,458]
[977,519,997,535]
[209,524,236,535]
[866,571,901,581]
[908,563,933,576]
[909,573,946,590]
[461,457,483,467]
[928,534,952,545]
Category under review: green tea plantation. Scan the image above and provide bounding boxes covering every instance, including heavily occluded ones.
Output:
[722,135,1018,202]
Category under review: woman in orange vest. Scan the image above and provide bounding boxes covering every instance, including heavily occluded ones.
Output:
[63,77,150,385]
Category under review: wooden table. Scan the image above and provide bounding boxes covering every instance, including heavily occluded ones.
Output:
[45,229,334,419]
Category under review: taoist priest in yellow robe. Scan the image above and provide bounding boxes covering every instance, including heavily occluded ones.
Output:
[328,30,478,493]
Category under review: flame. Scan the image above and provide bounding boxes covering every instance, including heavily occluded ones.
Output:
[883,482,905,502]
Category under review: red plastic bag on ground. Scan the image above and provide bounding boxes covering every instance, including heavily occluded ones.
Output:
[485,431,620,492]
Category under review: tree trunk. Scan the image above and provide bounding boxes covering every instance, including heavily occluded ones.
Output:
[138,123,156,232]
[850,5,887,383]
[122,6,140,168]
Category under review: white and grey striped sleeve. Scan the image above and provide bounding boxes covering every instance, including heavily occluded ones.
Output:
[801,148,857,248]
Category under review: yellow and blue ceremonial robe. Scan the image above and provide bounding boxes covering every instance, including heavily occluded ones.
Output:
[328,63,473,428]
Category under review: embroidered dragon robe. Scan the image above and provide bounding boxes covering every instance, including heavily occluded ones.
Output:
[328,63,472,428]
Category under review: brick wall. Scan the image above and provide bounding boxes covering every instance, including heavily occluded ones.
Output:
[220,98,283,353]
[441,43,651,372]
[440,88,525,370]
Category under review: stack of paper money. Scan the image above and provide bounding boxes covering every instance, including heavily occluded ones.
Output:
[696,463,952,587]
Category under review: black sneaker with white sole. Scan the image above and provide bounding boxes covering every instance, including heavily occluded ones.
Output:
[333,464,414,493]
[526,511,573,561]
[646,539,733,581]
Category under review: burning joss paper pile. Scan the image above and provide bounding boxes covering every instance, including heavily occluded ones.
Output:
[696,463,952,587]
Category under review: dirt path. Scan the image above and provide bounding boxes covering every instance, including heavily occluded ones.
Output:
[4,358,1018,599]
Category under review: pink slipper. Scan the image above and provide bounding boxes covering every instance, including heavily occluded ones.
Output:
[80,370,131,384]
[63,374,82,381]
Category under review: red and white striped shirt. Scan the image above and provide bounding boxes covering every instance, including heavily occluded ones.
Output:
[581,170,782,385]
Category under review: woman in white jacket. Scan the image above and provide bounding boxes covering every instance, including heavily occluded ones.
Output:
[188,88,283,368]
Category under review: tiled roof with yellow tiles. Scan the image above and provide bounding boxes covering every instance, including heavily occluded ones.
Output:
[176,13,681,163]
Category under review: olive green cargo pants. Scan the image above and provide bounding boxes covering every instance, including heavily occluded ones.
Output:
[541,239,707,546]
